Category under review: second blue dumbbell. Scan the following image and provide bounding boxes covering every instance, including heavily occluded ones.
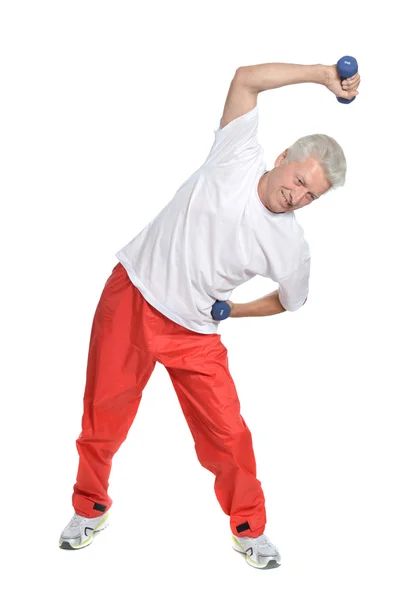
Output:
[211,300,231,321]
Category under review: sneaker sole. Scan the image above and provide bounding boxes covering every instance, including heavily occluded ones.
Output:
[59,516,109,550]
[232,535,281,569]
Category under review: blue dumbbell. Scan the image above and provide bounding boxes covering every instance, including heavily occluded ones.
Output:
[336,55,358,104]
[211,300,231,321]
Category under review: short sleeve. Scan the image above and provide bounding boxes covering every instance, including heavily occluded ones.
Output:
[278,256,311,312]
[203,106,261,166]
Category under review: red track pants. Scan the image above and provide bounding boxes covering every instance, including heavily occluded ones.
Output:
[72,262,266,537]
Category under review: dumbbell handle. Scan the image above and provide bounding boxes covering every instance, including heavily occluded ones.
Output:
[211,300,231,321]
[336,55,358,104]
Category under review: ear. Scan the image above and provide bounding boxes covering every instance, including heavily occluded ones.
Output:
[275,149,288,167]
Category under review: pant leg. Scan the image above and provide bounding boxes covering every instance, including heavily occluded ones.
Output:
[159,328,266,538]
[72,263,156,518]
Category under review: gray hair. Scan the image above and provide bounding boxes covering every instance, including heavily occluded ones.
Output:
[284,134,347,190]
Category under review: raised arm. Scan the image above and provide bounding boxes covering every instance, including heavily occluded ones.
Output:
[220,62,359,129]
[220,63,326,129]
[219,71,259,129]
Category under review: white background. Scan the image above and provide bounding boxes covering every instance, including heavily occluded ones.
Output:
[1,1,398,598]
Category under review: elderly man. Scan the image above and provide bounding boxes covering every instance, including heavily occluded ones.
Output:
[59,60,360,569]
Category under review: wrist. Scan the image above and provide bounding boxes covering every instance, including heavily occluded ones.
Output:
[226,300,236,317]
[311,63,329,85]
[323,64,336,87]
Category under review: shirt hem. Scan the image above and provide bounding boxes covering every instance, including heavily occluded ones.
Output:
[115,252,219,335]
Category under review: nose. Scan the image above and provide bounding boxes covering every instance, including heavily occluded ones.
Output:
[290,187,308,205]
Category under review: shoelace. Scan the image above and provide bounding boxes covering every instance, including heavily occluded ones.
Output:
[254,534,277,551]
[67,513,87,528]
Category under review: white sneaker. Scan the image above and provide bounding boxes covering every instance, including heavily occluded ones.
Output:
[59,511,109,550]
[232,533,281,569]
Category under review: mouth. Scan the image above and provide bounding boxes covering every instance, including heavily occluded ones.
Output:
[280,189,290,207]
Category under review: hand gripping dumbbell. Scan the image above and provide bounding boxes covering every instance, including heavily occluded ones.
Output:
[336,55,358,104]
[211,300,231,321]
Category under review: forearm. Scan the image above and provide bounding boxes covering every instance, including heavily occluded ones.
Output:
[236,62,328,94]
[229,289,286,318]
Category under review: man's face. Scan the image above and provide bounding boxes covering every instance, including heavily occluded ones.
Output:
[260,150,332,214]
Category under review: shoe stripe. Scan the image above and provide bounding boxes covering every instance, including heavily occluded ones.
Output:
[232,535,245,552]
[95,513,109,531]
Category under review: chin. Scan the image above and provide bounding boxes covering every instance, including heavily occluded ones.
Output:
[276,199,286,213]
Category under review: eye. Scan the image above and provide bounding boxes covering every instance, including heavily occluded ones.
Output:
[296,177,315,201]
[296,177,308,188]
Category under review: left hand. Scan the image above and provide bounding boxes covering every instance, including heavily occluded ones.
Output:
[325,64,361,101]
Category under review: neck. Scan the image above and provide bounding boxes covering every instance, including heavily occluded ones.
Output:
[258,171,273,211]
[258,170,269,205]
[258,170,286,215]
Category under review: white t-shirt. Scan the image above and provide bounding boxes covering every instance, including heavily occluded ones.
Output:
[115,106,311,334]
